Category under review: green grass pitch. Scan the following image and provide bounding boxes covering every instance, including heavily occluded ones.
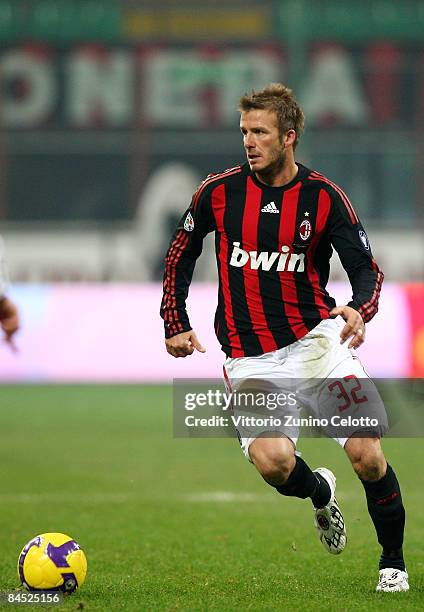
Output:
[0,385,422,611]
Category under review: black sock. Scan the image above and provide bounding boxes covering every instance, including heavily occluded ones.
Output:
[361,464,405,571]
[379,548,405,572]
[311,472,332,509]
[275,456,331,508]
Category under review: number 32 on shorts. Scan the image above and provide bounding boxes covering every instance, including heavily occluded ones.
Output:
[327,375,368,412]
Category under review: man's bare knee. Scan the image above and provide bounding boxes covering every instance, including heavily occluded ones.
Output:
[249,435,296,486]
[345,436,386,481]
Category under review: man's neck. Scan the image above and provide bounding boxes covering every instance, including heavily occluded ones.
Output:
[255,161,298,188]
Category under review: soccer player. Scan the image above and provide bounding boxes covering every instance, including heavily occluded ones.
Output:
[160,84,408,592]
[0,238,19,348]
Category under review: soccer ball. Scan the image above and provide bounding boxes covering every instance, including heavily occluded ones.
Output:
[17,532,87,592]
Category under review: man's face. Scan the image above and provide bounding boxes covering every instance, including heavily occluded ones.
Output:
[240,109,286,174]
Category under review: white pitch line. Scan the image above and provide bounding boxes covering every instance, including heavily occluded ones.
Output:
[182,490,360,503]
[182,491,275,503]
[0,490,361,505]
[0,492,130,504]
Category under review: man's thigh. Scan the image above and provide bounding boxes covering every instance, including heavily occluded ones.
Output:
[223,351,301,460]
[307,354,388,447]
[286,319,388,447]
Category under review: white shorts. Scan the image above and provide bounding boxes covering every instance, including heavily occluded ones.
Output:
[223,319,387,461]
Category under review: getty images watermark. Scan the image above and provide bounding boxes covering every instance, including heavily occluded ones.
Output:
[183,388,378,429]
[173,378,424,439]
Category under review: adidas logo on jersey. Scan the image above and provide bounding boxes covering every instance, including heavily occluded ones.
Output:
[261,201,279,214]
[230,242,305,272]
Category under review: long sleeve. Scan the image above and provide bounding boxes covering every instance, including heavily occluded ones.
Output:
[327,189,384,323]
[160,185,215,338]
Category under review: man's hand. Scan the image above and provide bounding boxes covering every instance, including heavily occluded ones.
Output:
[165,330,206,358]
[0,296,19,350]
[329,305,365,350]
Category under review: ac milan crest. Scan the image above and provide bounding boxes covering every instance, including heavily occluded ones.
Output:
[299,219,312,241]
[184,211,194,232]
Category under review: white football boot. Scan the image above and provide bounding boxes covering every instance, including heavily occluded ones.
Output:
[313,467,347,555]
[376,568,409,592]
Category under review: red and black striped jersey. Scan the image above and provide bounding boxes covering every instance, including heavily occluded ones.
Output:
[160,162,384,357]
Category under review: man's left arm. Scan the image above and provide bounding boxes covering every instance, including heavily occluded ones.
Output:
[327,190,384,349]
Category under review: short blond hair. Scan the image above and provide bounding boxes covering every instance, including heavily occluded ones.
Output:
[239,83,305,148]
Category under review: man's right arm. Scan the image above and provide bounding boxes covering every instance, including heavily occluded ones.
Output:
[160,184,215,356]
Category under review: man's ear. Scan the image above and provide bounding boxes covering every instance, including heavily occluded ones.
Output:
[283,129,296,147]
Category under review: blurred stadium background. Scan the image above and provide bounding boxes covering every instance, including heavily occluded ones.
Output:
[1,3,424,609]
[0,0,423,378]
